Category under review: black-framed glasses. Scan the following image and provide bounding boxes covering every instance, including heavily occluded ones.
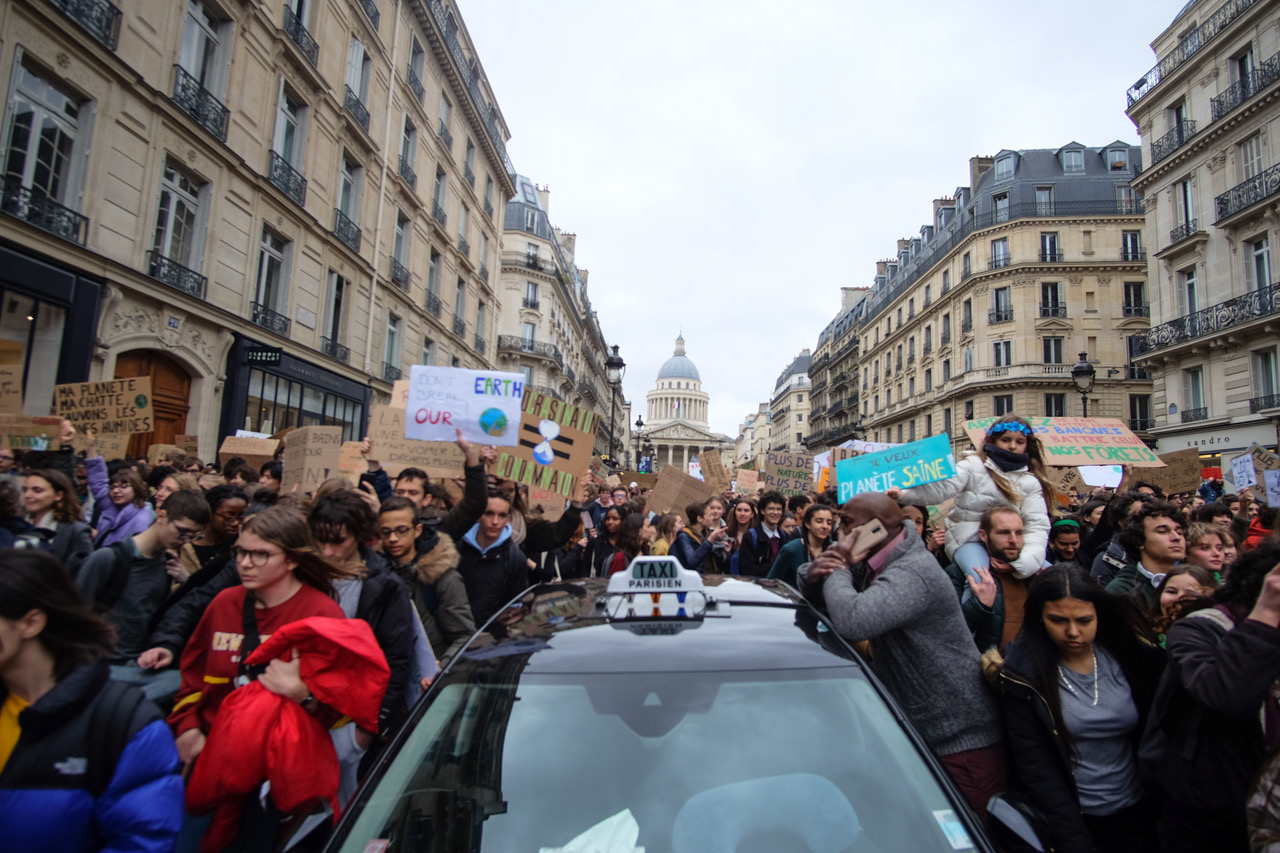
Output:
[172,524,203,543]
[379,525,416,538]
[231,546,277,567]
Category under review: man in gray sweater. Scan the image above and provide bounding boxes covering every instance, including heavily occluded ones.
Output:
[800,492,1005,821]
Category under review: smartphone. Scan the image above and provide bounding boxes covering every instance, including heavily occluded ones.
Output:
[849,518,888,555]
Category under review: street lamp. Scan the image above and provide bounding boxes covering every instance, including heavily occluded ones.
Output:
[634,415,644,472]
[1071,351,1096,417]
[605,344,626,469]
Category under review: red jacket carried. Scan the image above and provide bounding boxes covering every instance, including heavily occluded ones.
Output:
[187,617,390,851]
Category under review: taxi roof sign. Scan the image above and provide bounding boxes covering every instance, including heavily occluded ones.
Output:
[606,556,704,595]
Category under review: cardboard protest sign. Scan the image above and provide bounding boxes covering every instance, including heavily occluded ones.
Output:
[405,365,523,446]
[74,432,129,461]
[492,390,599,504]
[55,377,154,435]
[218,436,280,471]
[0,365,22,413]
[1046,466,1086,508]
[606,474,622,488]
[964,417,1164,467]
[764,451,814,498]
[368,405,465,479]
[699,450,732,493]
[736,468,760,494]
[617,472,658,490]
[337,441,368,485]
[0,415,61,450]
[528,484,568,522]
[391,379,410,409]
[646,464,719,515]
[281,426,343,495]
[1142,448,1203,495]
[835,434,956,503]
[147,444,182,466]
[175,435,200,457]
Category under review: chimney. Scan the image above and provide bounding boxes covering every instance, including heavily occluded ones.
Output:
[535,184,550,215]
[969,156,994,191]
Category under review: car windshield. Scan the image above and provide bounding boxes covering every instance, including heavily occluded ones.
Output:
[335,665,974,852]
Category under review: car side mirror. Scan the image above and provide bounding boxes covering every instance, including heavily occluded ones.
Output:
[986,793,1046,852]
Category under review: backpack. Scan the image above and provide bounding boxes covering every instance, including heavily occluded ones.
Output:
[94,540,138,613]
[86,679,149,797]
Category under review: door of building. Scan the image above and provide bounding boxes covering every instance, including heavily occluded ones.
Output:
[114,350,191,458]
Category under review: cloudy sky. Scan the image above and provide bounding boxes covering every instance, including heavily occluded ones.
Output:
[462,0,1189,438]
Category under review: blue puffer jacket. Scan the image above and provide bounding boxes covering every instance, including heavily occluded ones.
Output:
[0,662,184,853]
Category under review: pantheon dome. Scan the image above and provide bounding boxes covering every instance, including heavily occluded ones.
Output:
[638,335,733,475]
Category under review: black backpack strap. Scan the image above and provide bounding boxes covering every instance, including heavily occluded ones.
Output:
[87,680,148,798]
[237,591,266,684]
[96,541,135,612]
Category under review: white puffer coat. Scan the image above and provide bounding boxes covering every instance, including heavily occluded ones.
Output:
[896,453,1050,578]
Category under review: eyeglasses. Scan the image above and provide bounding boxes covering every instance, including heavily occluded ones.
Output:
[214,510,244,521]
[232,546,278,567]
[172,524,203,543]
[379,525,416,538]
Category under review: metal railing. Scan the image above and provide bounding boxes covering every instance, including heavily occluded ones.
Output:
[484,198,493,218]
[1126,0,1258,107]
[458,236,469,257]
[1128,364,1151,380]
[1212,51,1280,121]
[497,335,563,364]
[398,156,416,189]
[0,179,89,244]
[502,251,557,274]
[1151,120,1198,163]
[1181,407,1208,423]
[1251,394,1280,413]
[989,255,1011,270]
[479,264,489,283]
[356,0,380,29]
[333,209,361,252]
[1122,248,1147,261]
[282,5,319,66]
[47,0,121,50]
[172,65,229,141]
[922,342,932,356]
[251,302,290,336]
[344,85,370,132]
[528,384,561,401]
[1132,284,1280,356]
[1039,304,1067,318]
[405,63,425,102]
[940,330,952,345]
[424,291,441,317]
[431,201,447,229]
[321,336,350,363]
[389,257,409,289]
[1123,304,1150,317]
[961,318,973,334]
[1130,418,1156,431]
[383,362,401,383]
[1217,162,1280,221]
[1170,219,1198,245]
[522,297,539,310]
[464,165,475,187]
[989,308,1014,324]
[1039,251,1064,263]
[437,118,453,150]
[268,151,307,207]
[147,251,206,299]
[473,333,485,353]
[452,316,466,337]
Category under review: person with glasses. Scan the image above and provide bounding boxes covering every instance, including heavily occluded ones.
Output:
[80,429,156,548]
[173,485,247,586]
[76,489,211,702]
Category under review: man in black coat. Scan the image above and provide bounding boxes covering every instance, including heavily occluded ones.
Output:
[456,490,529,636]
[736,490,793,577]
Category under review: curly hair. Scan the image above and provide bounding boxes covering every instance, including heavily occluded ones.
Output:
[1117,501,1187,559]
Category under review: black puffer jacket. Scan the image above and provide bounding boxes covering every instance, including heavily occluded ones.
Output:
[456,526,528,634]
[353,544,418,737]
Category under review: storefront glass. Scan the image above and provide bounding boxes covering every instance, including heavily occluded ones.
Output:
[243,367,364,441]
[0,289,66,415]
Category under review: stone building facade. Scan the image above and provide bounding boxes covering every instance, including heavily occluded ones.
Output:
[805,287,867,453]
[769,349,813,453]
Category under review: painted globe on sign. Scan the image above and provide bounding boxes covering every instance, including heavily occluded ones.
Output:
[479,408,509,438]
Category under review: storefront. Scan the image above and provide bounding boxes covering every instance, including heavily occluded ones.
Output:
[221,336,371,443]
[1154,419,1279,468]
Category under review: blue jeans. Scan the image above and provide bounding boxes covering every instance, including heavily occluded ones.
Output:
[953,542,991,582]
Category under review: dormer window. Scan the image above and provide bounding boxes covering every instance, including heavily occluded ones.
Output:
[1107,149,1129,171]
[1063,150,1084,173]
[995,156,1014,181]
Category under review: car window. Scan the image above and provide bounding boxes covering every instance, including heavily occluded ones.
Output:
[336,667,972,852]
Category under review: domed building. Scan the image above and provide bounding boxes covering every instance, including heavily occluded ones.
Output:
[637,335,734,474]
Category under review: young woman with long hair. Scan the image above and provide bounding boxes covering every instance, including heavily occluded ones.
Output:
[1147,564,1217,643]
[0,549,184,853]
[650,513,683,557]
[726,499,757,548]
[153,472,200,512]
[672,499,729,573]
[997,564,1162,853]
[23,469,93,577]
[767,503,836,587]
[585,506,623,578]
[607,513,655,575]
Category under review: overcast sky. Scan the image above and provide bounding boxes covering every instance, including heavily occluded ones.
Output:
[461,0,1189,438]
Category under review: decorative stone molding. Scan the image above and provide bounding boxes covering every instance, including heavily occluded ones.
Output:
[1067,276,1084,286]
[1097,276,1111,286]
[1206,150,1227,173]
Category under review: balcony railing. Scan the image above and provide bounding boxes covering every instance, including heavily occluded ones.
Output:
[579,379,602,401]
[961,318,973,334]
[1133,282,1280,354]
[437,118,453,150]
[522,297,539,310]
[1181,407,1208,423]
[47,0,121,50]
[424,291,441,317]
[1122,248,1147,262]
[389,257,410,289]
[940,330,952,345]
[989,308,1014,324]
[502,251,557,274]
[1,179,89,245]
[1212,51,1280,121]
[1039,303,1067,318]
[333,209,361,252]
[383,362,401,383]
[458,236,469,257]
[252,302,290,337]
[357,0,380,29]
[1252,394,1280,412]
[268,151,307,207]
[172,66,229,142]
[147,251,206,299]
[1042,364,1067,375]
[988,255,1011,270]
[431,201,447,229]
[1126,0,1258,107]
[922,342,932,356]
[464,165,475,187]
[1039,251,1064,263]
[344,85,370,132]
[473,333,485,353]
[484,198,493,218]
[1216,162,1280,222]
[479,264,489,283]
[1151,120,1198,163]
[1123,304,1151,317]
[282,5,319,66]
[321,336,350,363]
[1130,418,1156,431]
[1169,219,1198,245]
[529,384,561,401]
[497,335,564,365]
[452,316,466,337]
[398,156,416,189]
[405,63,425,102]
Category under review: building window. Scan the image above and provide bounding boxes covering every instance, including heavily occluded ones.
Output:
[522,321,535,347]
[1116,184,1136,213]
[1045,393,1066,417]
[924,369,932,391]
[273,85,307,168]
[993,340,1012,367]
[1254,348,1279,398]
[346,37,371,103]
[438,91,450,128]
[1130,394,1152,425]
[454,278,466,322]
[991,237,1009,267]
[400,117,417,172]
[924,284,931,305]
[422,335,436,366]
[476,300,485,339]
[338,153,362,220]
[1044,337,1064,364]
[797,413,803,423]
[1122,230,1143,259]
[994,395,1014,416]
[926,414,933,435]
[995,156,1014,181]
[1175,178,1194,227]
[432,168,446,210]
[427,250,441,296]
[962,299,972,330]
[152,160,206,271]
[943,407,952,435]
[942,359,951,382]
[1040,232,1060,261]
[942,270,950,291]
[1041,281,1063,312]
[1062,149,1084,173]
[464,138,475,177]
[324,272,346,344]
[908,378,915,396]
[964,400,974,420]
[255,228,288,311]
[1179,266,1198,314]
[384,313,401,367]
[963,252,971,278]
[924,326,932,349]
[392,213,409,266]
[797,393,803,403]
[1241,133,1264,181]
[179,1,231,98]
[4,56,93,214]
[484,175,494,211]
[993,193,1009,223]
[1036,186,1053,215]
[897,307,903,328]
[963,347,973,373]
[908,420,917,441]
[525,280,538,306]
[1183,367,1205,410]
[1124,281,1145,313]
[1249,235,1271,291]
[897,425,903,443]
[1107,148,1128,171]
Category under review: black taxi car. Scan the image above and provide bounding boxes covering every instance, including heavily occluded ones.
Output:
[323,558,1021,853]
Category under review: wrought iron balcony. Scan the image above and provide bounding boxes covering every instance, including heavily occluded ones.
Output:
[282,5,318,66]
[988,255,1011,270]
[1039,251,1064,263]
[473,333,485,353]
[251,302,290,336]
[961,318,973,334]
[1170,220,1198,245]
[321,336,350,363]
[452,316,466,337]
[579,379,602,401]
[47,0,121,50]
[1129,418,1156,431]
[464,165,475,187]
[1127,0,1257,107]
[479,264,489,283]
[356,0,379,29]
[398,156,416,189]
[383,362,401,383]
[1122,248,1147,262]
[563,363,577,384]
[344,85,370,132]
[1181,407,1208,424]
[172,66,229,142]
[484,198,493,218]
[333,209,361,252]
[147,251,207,299]
[1127,364,1151,380]
[1151,121,1198,163]
[431,201,447,229]
[1251,394,1280,413]
[1212,52,1280,121]
[0,179,89,244]
[1123,304,1151,318]
[424,291,441,317]
[405,63,424,102]
[906,354,915,366]
[458,236,469,257]
[522,297,539,310]
[940,330,952,345]
[497,336,564,365]
[989,308,1015,324]
[528,384,561,401]
[502,251,557,274]
[1039,303,1067,318]
[437,119,452,150]
[1216,163,1280,222]
[922,342,932,356]
[268,151,307,207]
[389,257,409,289]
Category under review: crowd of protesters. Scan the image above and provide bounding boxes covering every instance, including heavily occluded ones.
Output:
[3,412,1280,852]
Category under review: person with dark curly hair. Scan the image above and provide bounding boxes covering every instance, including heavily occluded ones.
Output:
[1106,501,1187,609]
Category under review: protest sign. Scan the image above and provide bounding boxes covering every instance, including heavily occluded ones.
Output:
[55,377,154,435]
[1232,451,1260,490]
[688,457,703,481]
[699,450,731,493]
[217,436,280,471]
[606,474,622,488]
[74,432,129,461]
[646,464,719,515]
[337,441,368,485]
[235,429,272,439]
[492,390,599,504]
[835,434,956,503]
[764,451,814,498]
[0,365,21,413]
[1141,448,1203,495]
[391,379,410,409]
[1266,470,1280,507]
[147,444,182,466]
[618,471,657,490]
[964,417,1164,467]
[281,426,343,494]
[0,415,61,450]
[175,435,200,457]
[368,405,465,478]
[1045,466,1087,508]
[405,365,524,446]
[1079,465,1124,488]
[736,469,760,494]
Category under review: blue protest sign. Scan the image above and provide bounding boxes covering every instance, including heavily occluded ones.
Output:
[835,434,957,503]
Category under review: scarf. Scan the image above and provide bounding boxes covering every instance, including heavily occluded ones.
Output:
[984,443,1029,473]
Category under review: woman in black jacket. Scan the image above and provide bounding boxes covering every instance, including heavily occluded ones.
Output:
[23,469,93,578]
[998,564,1163,853]
[672,498,729,574]
[584,506,622,578]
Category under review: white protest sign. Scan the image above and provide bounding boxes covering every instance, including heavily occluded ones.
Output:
[1265,470,1280,507]
[405,365,524,446]
[1079,465,1124,488]
[688,456,703,481]
[1232,452,1259,490]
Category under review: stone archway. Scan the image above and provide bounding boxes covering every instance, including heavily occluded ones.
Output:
[114,350,192,458]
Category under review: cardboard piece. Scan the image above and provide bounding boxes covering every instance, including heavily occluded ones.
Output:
[492,390,599,504]
[835,434,956,503]
[764,451,814,498]
[74,432,130,461]
[616,472,658,490]
[0,365,22,413]
[147,444,183,466]
[337,441,368,486]
[391,379,410,409]
[964,417,1164,467]
[1142,448,1204,495]
[281,426,343,495]
[736,469,760,494]
[605,474,622,488]
[54,377,154,435]
[368,405,466,479]
[699,450,732,494]
[646,464,720,515]
[175,435,200,457]
[527,485,567,522]
[218,436,281,472]
[0,415,62,450]
[1046,466,1087,508]
[405,365,524,446]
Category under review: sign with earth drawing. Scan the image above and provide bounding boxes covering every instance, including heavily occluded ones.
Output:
[405,365,525,446]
